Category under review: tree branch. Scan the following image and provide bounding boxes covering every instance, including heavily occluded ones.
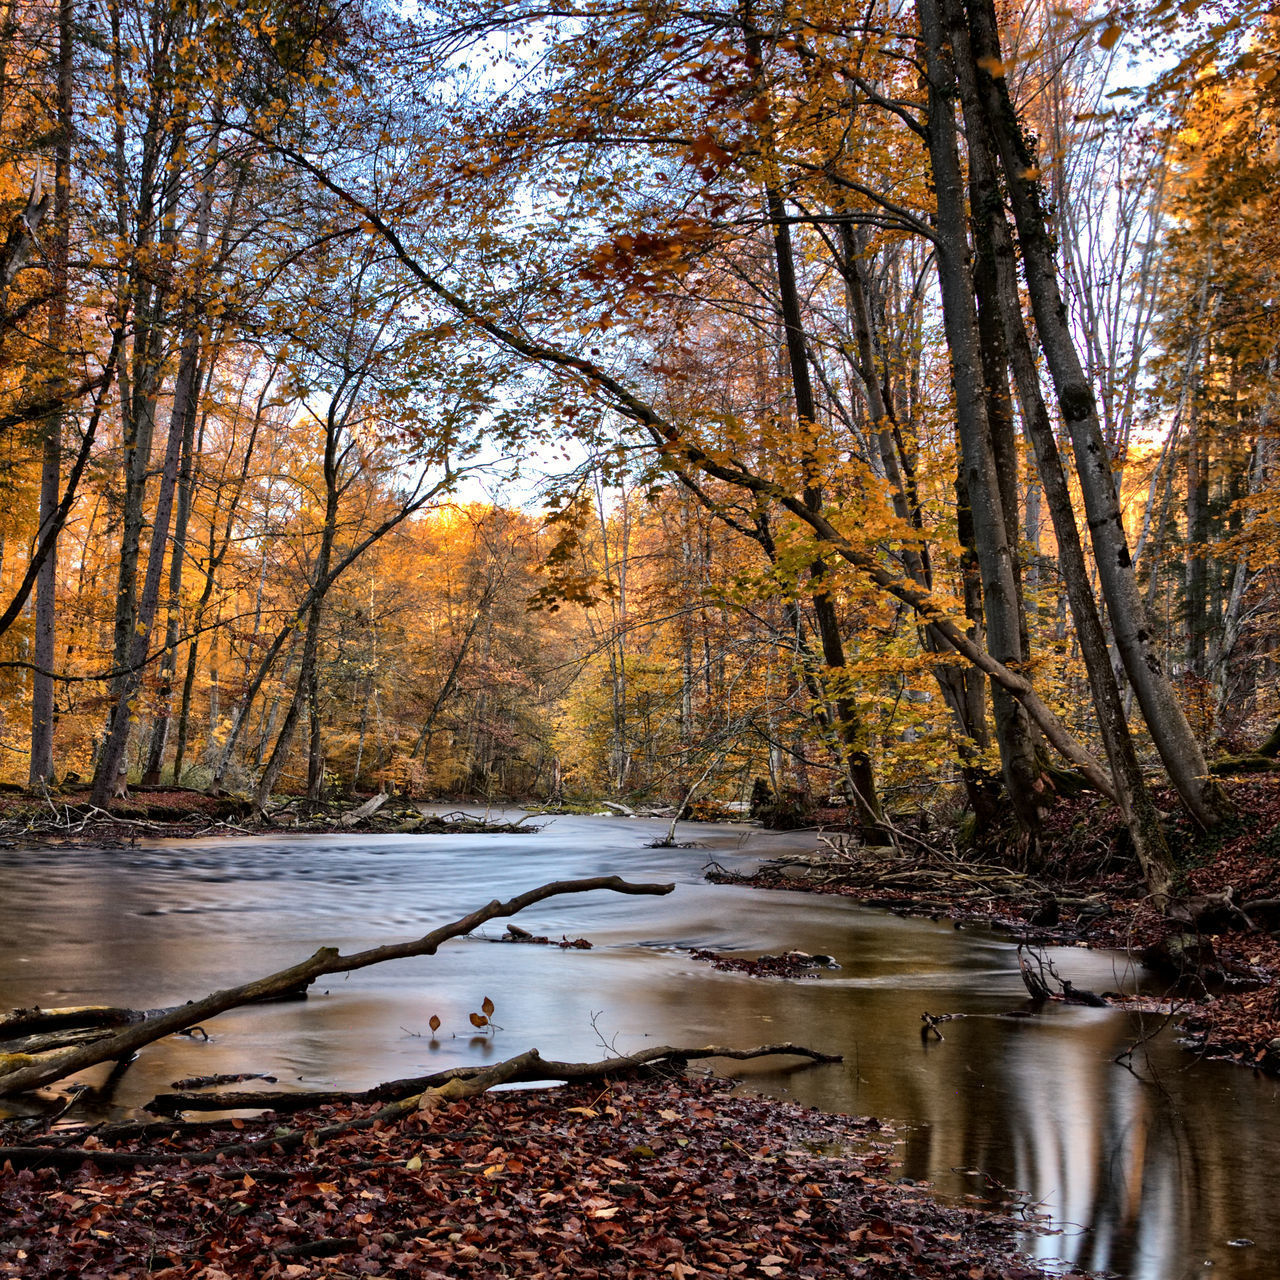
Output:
[0,876,675,1097]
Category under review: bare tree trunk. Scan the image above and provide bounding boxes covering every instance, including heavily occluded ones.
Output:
[253,646,311,810]
[961,0,1231,828]
[1211,436,1268,724]
[141,358,204,785]
[765,185,883,834]
[305,630,325,805]
[840,229,996,811]
[92,323,203,806]
[28,427,59,784]
[1185,404,1210,676]
[255,388,343,812]
[944,0,1173,899]
[28,0,72,786]
[920,0,1044,836]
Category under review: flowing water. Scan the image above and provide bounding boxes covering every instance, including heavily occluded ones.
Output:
[1,813,1277,1278]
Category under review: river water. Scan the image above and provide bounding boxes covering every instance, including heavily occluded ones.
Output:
[1,813,1276,1278]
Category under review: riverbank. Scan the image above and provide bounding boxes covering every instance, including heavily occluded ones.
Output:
[0,1072,1088,1279]
[714,773,1280,1076]
[0,788,536,846]
[1,802,1273,1275]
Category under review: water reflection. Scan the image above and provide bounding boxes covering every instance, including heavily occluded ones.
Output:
[0,814,1276,1279]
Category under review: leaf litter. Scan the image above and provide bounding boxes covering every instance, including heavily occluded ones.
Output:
[0,1075,1094,1278]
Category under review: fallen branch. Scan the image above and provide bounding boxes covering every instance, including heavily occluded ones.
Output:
[147,1041,840,1114]
[1016,945,1108,1007]
[0,1042,839,1169]
[0,875,675,1098]
[338,792,389,827]
[0,1006,144,1038]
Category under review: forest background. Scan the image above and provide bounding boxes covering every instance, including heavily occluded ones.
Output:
[0,0,1275,897]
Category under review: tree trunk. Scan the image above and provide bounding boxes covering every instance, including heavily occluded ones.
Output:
[920,0,1045,836]
[28,422,59,785]
[141,357,203,785]
[27,0,72,786]
[91,325,202,806]
[944,0,1174,899]
[766,185,883,834]
[254,395,342,812]
[961,0,1232,829]
[305,631,325,806]
[1185,407,1210,676]
[840,228,996,810]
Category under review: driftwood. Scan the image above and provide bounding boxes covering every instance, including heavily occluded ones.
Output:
[1016,946,1108,1006]
[501,923,592,948]
[0,1042,840,1171]
[338,792,389,826]
[2,981,316,1062]
[148,1041,840,1113]
[0,875,674,1098]
[0,1006,143,1037]
[1,1006,150,1062]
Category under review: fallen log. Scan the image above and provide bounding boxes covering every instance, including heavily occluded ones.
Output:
[1,983,316,1062]
[338,792,389,826]
[1,1006,148,1066]
[0,1006,143,1038]
[0,875,675,1098]
[147,1041,841,1114]
[0,1042,840,1169]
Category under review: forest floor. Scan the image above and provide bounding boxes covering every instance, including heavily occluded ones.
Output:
[0,788,534,845]
[709,772,1280,1077]
[0,1073,1090,1279]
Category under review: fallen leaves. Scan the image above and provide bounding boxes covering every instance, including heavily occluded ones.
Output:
[0,1076,1089,1279]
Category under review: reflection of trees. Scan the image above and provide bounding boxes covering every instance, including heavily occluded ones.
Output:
[671,957,1279,1280]
[891,1011,1278,1280]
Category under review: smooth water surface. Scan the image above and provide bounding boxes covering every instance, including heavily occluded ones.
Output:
[1,813,1276,1279]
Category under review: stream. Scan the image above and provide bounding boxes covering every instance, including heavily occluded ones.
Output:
[1,813,1277,1279]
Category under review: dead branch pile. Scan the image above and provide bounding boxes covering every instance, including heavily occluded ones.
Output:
[758,835,1046,902]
